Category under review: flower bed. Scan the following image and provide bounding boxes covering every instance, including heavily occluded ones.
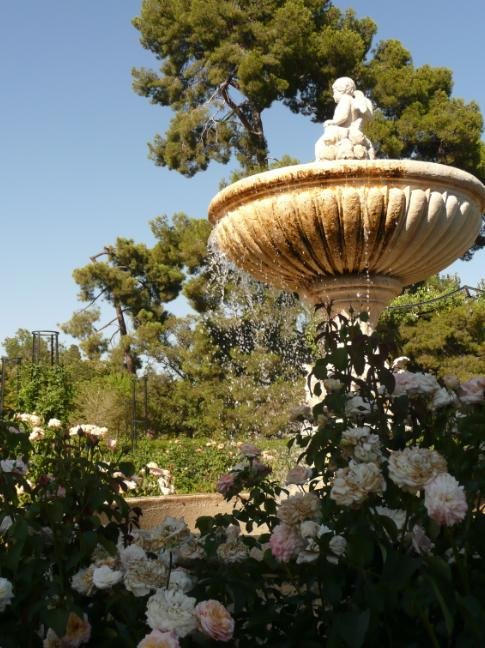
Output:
[1,313,484,646]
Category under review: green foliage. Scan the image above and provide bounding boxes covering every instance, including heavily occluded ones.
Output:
[1,318,484,645]
[146,282,311,438]
[17,363,73,421]
[120,436,294,494]
[132,1,484,206]
[71,373,133,436]
[0,418,139,646]
[61,214,212,373]
[192,313,485,646]
[364,40,484,179]
[380,275,485,379]
[132,0,375,175]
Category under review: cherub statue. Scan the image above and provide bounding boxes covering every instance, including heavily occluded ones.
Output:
[315,77,375,161]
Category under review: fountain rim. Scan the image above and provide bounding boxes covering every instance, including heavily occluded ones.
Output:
[208,159,485,224]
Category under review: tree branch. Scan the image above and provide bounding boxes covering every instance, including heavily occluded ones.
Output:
[220,79,261,137]
[94,312,129,334]
[75,287,109,315]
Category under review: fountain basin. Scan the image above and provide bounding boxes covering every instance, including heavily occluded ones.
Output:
[209,160,485,320]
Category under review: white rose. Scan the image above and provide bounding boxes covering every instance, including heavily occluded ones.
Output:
[317,524,333,538]
[391,356,410,372]
[429,387,456,410]
[424,473,468,527]
[167,568,194,593]
[146,589,197,637]
[29,427,45,442]
[300,521,320,539]
[119,543,147,567]
[329,534,347,557]
[1,458,28,475]
[0,515,13,534]
[47,418,62,429]
[92,565,123,589]
[345,396,372,418]
[0,577,14,612]
[374,506,406,532]
[393,371,440,398]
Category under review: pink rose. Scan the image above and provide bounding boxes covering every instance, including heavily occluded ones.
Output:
[285,466,312,485]
[251,461,272,479]
[458,377,485,405]
[239,443,262,458]
[269,523,303,562]
[195,600,234,643]
[216,473,236,496]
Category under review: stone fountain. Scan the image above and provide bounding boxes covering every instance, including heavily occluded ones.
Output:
[208,78,485,325]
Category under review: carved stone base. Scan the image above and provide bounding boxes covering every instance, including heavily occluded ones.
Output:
[300,274,402,326]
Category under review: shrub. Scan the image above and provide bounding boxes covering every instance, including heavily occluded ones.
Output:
[117,437,296,495]
[1,315,484,646]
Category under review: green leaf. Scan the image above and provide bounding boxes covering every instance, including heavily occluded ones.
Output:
[330,608,370,648]
[426,574,454,637]
[312,359,328,380]
[333,347,348,370]
[40,607,70,638]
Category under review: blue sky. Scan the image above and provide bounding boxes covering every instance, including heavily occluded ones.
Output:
[1,0,484,351]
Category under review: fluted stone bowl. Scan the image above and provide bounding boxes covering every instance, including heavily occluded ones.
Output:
[209,160,485,321]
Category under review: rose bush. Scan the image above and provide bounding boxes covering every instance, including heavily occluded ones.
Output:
[0,312,483,646]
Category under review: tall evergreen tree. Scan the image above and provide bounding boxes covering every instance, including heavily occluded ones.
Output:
[132,0,375,175]
[61,214,211,373]
[132,1,484,254]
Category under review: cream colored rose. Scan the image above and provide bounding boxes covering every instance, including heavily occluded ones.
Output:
[277,493,320,526]
[124,558,166,597]
[341,426,382,463]
[135,517,190,553]
[330,461,385,507]
[71,566,95,596]
[388,447,447,494]
[195,599,235,643]
[217,539,249,564]
[392,371,439,398]
[146,589,196,637]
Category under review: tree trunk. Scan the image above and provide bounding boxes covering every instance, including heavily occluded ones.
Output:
[115,302,137,374]
[252,109,269,169]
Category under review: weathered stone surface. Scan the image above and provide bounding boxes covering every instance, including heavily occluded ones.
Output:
[209,160,485,321]
[128,494,236,530]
